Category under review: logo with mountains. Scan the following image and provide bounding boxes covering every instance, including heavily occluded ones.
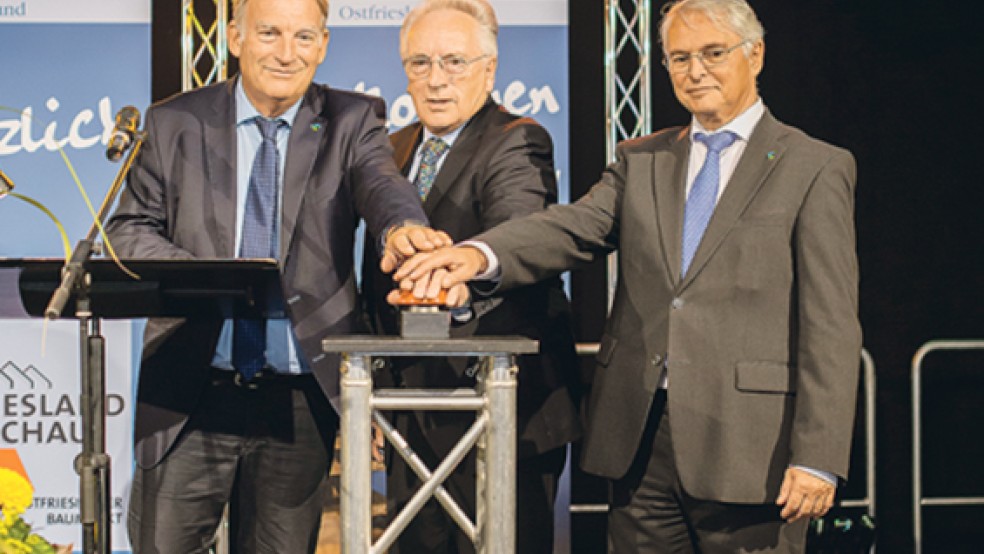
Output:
[0,361,53,389]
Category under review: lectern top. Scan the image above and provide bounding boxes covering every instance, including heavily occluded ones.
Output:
[0,258,281,319]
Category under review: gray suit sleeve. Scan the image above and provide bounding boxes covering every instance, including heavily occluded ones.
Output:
[789,147,862,480]
[478,144,628,288]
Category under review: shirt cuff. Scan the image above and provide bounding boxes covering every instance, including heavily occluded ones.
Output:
[450,306,474,323]
[791,465,837,486]
[457,240,501,281]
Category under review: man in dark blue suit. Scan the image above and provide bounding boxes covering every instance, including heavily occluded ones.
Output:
[106,0,447,551]
[362,1,580,552]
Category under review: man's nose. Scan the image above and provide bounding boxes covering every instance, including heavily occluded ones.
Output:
[427,61,450,87]
[687,54,707,81]
[686,54,708,80]
[274,37,296,62]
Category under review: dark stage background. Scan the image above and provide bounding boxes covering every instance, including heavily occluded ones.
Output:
[151,1,984,552]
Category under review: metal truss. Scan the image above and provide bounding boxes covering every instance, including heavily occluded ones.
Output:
[605,0,653,161]
[604,0,653,306]
[181,0,229,91]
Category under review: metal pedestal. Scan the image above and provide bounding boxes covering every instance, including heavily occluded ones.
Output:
[322,336,537,554]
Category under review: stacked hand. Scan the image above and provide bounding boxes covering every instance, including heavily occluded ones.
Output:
[380,224,454,273]
[380,241,489,308]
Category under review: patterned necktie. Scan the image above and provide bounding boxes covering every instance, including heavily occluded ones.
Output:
[233,117,283,380]
[681,131,738,277]
[414,137,449,200]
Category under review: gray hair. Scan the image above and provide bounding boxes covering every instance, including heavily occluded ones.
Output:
[659,0,764,57]
[400,0,498,59]
[231,0,329,30]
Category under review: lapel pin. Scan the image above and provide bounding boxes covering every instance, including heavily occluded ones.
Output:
[310,122,322,132]
[767,151,776,160]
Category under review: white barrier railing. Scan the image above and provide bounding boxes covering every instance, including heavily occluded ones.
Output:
[911,339,984,554]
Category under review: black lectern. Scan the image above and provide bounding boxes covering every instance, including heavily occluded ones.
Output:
[0,257,281,554]
[6,258,282,319]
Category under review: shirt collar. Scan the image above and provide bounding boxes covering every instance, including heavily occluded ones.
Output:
[421,119,469,148]
[235,77,302,128]
[689,98,765,143]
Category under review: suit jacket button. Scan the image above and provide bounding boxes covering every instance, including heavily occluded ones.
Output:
[671,297,684,309]
[651,355,663,367]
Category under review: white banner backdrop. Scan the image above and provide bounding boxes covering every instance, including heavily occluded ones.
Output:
[1,1,150,551]
[0,320,133,550]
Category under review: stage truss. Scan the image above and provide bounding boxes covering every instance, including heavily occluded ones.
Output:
[605,0,653,308]
[181,0,228,92]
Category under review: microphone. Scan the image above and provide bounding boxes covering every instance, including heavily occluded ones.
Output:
[105,106,141,162]
[0,169,13,197]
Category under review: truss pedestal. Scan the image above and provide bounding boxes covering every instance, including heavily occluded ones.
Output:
[323,336,537,554]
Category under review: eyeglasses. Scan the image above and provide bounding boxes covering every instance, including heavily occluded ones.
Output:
[662,41,749,73]
[403,54,490,78]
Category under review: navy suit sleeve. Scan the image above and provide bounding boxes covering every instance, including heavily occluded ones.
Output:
[106,106,196,259]
[348,98,427,242]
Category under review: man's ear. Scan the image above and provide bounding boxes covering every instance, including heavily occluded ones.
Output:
[750,40,765,76]
[484,57,498,93]
[316,28,330,64]
[228,21,242,58]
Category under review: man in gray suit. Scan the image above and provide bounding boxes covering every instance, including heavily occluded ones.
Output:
[391,0,862,551]
[105,0,447,551]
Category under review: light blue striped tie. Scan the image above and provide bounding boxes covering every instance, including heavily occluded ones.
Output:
[681,131,738,277]
[233,117,283,380]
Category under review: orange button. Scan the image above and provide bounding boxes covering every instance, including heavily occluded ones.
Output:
[393,289,447,307]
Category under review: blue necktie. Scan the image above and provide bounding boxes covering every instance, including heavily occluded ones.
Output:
[415,137,449,200]
[681,131,738,277]
[233,117,282,380]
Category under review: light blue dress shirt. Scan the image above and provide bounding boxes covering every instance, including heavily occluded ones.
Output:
[211,79,308,374]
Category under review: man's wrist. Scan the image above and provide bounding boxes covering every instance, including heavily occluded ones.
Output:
[381,220,428,250]
[459,240,498,280]
[384,220,427,242]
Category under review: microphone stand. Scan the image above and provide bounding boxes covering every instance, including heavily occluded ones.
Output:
[44,131,145,554]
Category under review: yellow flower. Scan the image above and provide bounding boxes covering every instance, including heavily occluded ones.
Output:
[0,536,33,554]
[0,468,56,554]
[0,468,34,520]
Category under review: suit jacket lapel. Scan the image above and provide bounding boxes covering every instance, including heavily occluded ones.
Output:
[203,80,238,257]
[280,85,328,262]
[422,99,496,214]
[391,124,422,177]
[680,111,785,288]
[654,127,691,284]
